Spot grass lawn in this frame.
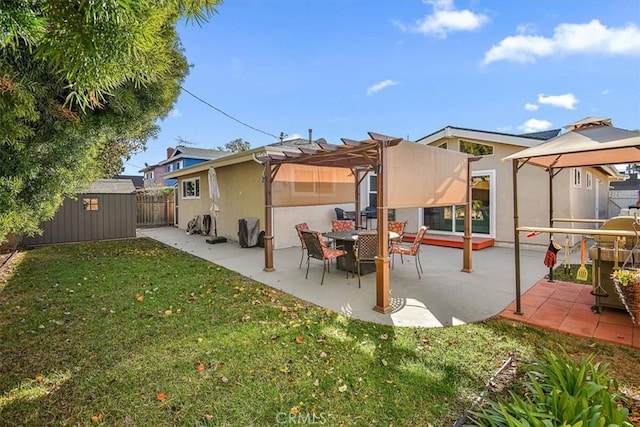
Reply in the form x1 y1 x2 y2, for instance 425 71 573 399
0 238 639 426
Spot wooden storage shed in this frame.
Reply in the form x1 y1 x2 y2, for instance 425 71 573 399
22 179 137 246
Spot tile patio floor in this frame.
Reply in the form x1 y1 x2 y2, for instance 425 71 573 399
500 278 640 349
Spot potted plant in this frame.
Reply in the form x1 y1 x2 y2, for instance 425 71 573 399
611 268 640 325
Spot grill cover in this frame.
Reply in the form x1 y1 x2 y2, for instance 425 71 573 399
239 217 260 248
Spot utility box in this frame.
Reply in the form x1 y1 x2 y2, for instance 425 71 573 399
238 217 260 248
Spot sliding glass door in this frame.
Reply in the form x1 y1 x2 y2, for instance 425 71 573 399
422 171 494 236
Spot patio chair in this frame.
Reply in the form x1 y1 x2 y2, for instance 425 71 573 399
390 225 429 279
363 206 376 229
387 220 407 244
301 230 348 285
353 232 378 288
332 219 355 232
295 223 334 268
335 207 355 221
294 223 310 268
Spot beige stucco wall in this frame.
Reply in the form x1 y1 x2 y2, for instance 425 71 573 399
175 162 355 249
175 162 265 243
274 203 353 248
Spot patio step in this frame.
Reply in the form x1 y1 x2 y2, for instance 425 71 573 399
403 233 495 250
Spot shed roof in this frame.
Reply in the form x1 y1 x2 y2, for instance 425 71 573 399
83 179 136 194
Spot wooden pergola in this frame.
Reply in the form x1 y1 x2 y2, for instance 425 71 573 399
257 132 475 314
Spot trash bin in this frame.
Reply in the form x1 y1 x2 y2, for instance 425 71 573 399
238 217 259 248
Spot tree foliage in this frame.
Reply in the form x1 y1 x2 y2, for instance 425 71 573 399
0 0 221 242
218 138 251 153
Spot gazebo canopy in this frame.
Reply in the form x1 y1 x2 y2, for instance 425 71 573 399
502 117 640 316
502 117 640 169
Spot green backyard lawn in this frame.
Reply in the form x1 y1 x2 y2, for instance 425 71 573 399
0 238 638 426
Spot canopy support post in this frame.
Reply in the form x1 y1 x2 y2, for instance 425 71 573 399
547 167 555 282
513 159 523 315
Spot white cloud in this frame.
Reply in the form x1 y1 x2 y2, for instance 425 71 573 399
519 118 553 133
600 89 611 95
169 108 181 118
524 103 539 111
394 0 489 38
483 19 640 65
366 79 399 95
538 93 578 109
497 125 513 132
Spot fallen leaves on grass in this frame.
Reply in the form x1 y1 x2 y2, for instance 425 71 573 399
295 336 304 344
135 293 144 302
90 413 102 422
156 391 166 402
196 362 205 373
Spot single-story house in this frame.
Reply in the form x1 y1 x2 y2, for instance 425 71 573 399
164 138 350 249
166 120 625 251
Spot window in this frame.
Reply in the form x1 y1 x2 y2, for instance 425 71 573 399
145 171 154 180
83 198 99 211
586 171 593 190
368 173 377 207
459 140 494 156
437 142 447 149
573 168 582 188
182 178 200 199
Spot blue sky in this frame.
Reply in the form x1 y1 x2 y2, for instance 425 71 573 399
123 0 640 174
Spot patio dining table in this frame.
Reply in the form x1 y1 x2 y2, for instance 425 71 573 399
323 230 399 275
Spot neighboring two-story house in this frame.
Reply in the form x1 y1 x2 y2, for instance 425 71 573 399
141 146 228 188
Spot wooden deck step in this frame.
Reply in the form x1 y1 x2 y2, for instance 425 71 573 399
403 233 494 250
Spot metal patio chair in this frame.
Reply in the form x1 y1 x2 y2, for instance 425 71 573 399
390 225 429 279
353 232 378 288
301 230 348 285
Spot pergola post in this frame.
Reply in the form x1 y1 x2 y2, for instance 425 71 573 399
354 170 362 229
373 138 391 313
462 158 473 273
263 160 274 272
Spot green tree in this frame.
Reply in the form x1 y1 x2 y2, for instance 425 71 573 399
218 138 251 152
0 0 221 243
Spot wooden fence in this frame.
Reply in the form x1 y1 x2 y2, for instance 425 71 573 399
136 189 174 227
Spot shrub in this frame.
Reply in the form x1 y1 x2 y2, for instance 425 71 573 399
469 349 631 426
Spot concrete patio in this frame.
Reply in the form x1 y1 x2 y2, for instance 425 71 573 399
138 226 549 328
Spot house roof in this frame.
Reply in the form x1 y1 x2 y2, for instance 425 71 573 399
82 179 136 194
158 145 228 165
502 118 640 169
610 173 639 190
113 174 144 188
163 138 334 178
416 125 561 148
